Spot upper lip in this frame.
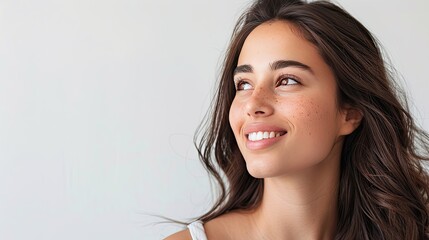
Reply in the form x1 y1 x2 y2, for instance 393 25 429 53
243 122 288 136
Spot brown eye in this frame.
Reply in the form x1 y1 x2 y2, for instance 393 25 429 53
236 81 253 91
277 75 300 87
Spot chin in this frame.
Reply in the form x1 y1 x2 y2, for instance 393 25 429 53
243 155 321 179
245 160 282 179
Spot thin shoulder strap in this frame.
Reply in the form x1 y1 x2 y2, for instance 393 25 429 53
187 221 208 240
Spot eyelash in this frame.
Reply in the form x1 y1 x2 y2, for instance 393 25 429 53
234 79 251 91
276 74 300 87
234 74 301 91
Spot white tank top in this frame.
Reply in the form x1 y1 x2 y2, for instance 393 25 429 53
187 221 208 240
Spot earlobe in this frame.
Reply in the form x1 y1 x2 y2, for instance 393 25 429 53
339 106 363 136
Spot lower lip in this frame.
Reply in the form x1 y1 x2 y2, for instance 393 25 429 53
245 134 286 150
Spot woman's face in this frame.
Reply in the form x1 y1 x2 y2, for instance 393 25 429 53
229 21 355 178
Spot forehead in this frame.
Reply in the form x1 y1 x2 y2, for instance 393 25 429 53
237 20 327 74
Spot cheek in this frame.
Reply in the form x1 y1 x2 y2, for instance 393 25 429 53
285 98 339 144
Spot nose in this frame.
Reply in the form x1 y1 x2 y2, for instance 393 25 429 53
245 87 274 118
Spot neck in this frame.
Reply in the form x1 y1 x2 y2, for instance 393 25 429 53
251 159 340 240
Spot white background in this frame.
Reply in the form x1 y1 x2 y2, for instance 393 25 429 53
0 0 428 239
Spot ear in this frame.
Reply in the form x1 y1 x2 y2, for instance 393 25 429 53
338 105 363 136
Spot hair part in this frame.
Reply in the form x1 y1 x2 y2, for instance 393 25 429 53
194 1 429 239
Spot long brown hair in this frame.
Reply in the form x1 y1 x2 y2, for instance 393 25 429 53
194 0 429 239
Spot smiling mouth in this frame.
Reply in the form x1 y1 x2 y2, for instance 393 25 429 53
246 131 287 141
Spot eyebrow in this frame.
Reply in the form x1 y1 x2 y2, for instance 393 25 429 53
233 60 313 76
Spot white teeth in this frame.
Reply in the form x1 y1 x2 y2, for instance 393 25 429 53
257 132 263 140
247 131 285 141
263 132 269 139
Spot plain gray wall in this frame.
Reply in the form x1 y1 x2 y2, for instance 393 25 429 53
0 0 427 239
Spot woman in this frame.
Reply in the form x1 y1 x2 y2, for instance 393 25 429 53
166 0 429 239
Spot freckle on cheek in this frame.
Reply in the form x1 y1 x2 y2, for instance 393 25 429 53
305 101 322 121
309 101 322 120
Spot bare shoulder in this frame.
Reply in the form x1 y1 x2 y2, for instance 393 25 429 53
204 210 254 239
164 211 254 240
163 229 192 240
